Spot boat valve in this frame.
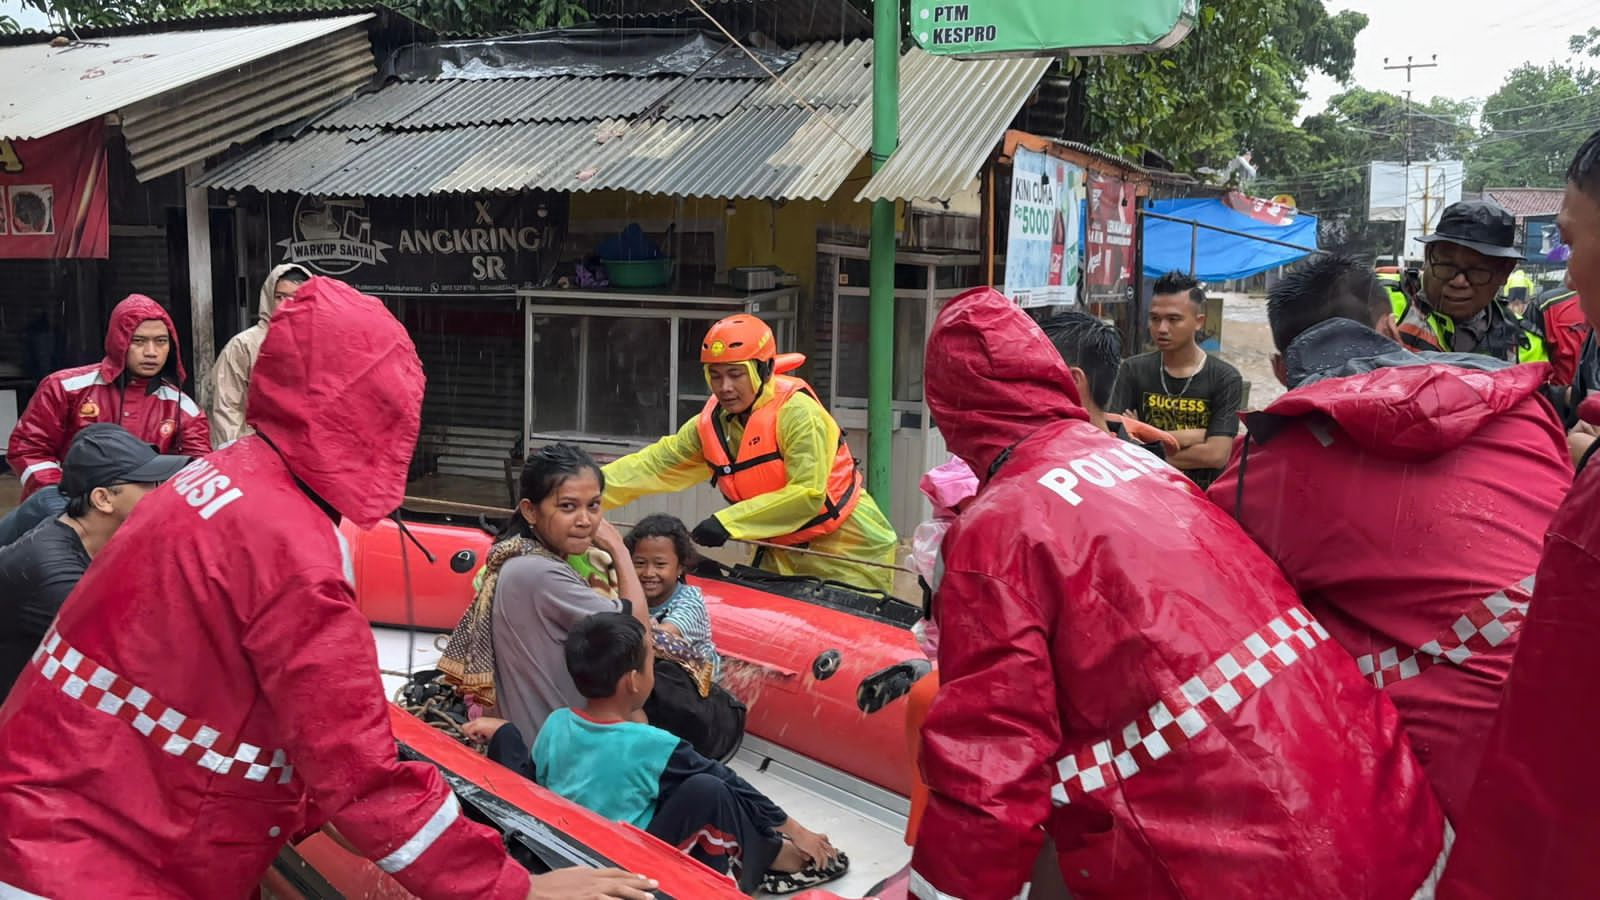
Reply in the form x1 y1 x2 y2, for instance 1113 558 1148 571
812 649 842 680
450 549 478 574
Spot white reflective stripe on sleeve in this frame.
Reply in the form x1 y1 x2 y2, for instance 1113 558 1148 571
155 386 201 416
332 521 354 586
0 879 51 899
19 461 60 487
1410 821 1455 900
376 792 460 874
59 370 106 391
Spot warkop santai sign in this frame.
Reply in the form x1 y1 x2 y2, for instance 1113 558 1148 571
270 193 567 296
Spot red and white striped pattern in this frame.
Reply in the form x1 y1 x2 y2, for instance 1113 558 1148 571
31 629 293 784
1355 576 1534 688
1051 605 1331 806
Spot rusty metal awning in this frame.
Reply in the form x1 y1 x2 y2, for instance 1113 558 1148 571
0 15 376 180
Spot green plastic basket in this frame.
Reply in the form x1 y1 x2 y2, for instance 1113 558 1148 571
602 258 674 288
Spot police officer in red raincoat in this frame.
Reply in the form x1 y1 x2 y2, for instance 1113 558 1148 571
0 279 655 900
1209 255 1572 823
911 286 1447 900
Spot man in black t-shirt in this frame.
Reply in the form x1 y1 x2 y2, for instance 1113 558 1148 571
1112 272 1245 488
0 424 188 695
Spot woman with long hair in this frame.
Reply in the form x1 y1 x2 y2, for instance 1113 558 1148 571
441 443 651 743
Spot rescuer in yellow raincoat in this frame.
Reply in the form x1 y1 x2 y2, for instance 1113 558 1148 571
602 314 899 595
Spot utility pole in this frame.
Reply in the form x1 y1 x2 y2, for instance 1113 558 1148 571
867 0 899 510
1383 54 1437 259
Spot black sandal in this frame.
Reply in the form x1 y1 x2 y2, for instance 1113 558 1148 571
760 851 850 895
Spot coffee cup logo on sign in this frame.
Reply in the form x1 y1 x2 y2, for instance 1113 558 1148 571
277 196 391 276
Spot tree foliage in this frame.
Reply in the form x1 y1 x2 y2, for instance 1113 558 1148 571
1466 58 1599 191
1250 89 1474 258
17 0 589 33
1073 0 1367 169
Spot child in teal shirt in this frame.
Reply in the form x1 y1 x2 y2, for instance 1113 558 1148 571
465 612 848 895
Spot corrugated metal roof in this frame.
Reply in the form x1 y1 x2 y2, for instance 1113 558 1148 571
856 49 1051 203
741 40 869 109
658 78 756 118
315 80 456 129
0 14 374 140
199 37 1044 202
120 23 375 180
1484 188 1566 220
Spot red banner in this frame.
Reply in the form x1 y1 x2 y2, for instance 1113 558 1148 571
1085 173 1135 300
0 120 110 259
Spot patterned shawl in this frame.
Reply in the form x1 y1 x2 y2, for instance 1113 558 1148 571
439 537 619 708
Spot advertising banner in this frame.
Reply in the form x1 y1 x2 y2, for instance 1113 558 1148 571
1004 147 1083 308
910 0 1195 57
269 193 568 296
1086 173 1135 301
0 120 110 259
1523 214 1568 263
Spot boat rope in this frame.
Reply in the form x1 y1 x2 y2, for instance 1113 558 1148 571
401 495 919 577
384 668 480 750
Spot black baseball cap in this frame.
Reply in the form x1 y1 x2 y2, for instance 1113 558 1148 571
60 423 191 499
1416 200 1524 260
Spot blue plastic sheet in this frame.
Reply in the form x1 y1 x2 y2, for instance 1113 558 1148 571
1141 198 1319 282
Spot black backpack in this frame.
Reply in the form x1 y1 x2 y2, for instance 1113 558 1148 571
644 660 747 763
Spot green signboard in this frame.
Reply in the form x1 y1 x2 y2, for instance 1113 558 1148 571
910 0 1197 57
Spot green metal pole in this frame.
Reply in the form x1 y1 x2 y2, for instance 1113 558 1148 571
867 0 899 509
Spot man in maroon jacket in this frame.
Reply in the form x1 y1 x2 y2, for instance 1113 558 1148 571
1440 130 1600 896
1209 253 1571 823
1 295 211 544
0 278 654 900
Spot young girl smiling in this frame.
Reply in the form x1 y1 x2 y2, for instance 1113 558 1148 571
626 514 721 681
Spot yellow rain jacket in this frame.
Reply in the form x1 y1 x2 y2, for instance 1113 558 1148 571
603 372 899 594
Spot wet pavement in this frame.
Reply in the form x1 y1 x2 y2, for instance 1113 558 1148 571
1214 291 1286 411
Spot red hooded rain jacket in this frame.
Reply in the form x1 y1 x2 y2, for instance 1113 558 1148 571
1209 318 1572 822
0 279 530 898
910 288 1446 900
8 294 211 498
1438 393 1600 897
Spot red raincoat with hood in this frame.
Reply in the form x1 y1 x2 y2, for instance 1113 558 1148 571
1208 318 1571 823
911 288 1446 900
1438 393 1600 897
0 279 529 898
8 294 211 498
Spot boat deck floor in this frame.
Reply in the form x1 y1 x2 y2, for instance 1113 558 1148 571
373 627 909 899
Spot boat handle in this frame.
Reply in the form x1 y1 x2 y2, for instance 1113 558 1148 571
857 658 933 714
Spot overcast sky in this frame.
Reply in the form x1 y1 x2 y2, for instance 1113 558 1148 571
1300 0 1594 117
0 1 46 29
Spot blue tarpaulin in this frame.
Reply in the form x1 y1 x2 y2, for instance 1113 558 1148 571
1141 198 1319 282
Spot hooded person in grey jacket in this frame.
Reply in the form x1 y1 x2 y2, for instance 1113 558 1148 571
208 263 310 446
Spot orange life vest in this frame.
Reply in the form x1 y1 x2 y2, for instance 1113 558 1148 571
696 374 862 546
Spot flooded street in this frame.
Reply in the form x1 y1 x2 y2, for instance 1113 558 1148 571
1214 291 1286 411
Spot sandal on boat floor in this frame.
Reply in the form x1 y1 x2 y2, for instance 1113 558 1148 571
760 851 850 895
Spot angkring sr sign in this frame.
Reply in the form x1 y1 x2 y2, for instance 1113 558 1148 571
270 193 568 296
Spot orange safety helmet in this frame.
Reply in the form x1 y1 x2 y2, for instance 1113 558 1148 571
700 315 776 365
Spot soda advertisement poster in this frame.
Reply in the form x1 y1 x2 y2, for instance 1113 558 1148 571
0 120 110 259
1004 147 1083 308
1085 172 1136 302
